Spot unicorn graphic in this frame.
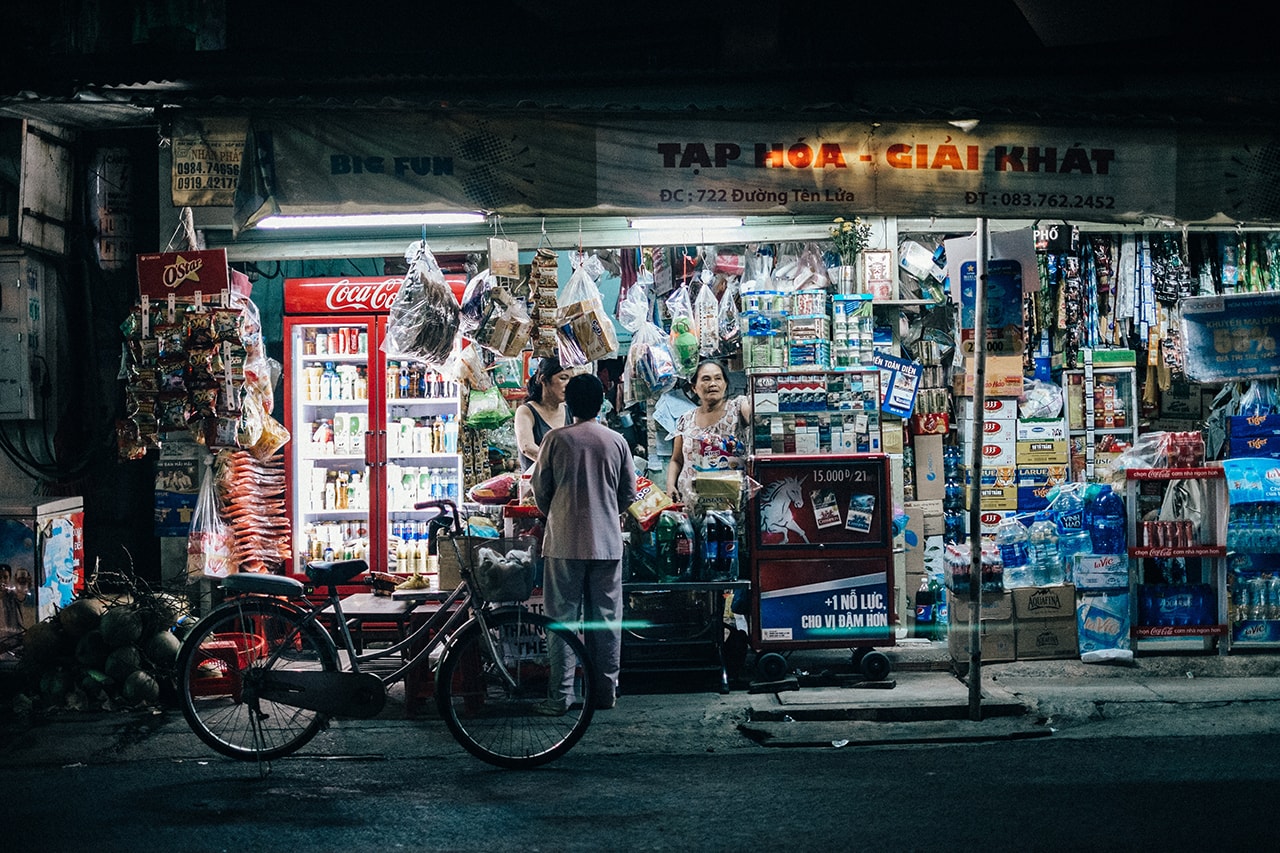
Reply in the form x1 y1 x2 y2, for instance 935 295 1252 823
759 474 810 544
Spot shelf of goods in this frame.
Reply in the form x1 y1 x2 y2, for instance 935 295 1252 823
1064 365 1138 483
1124 466 1229 653
746 369 883 457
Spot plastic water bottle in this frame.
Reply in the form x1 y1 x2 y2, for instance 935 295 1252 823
1028 512 1064 586
1054 485 1091 579
996 517 1032 589
1088 484 1127 555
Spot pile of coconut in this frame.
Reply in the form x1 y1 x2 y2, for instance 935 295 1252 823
12 576 190 714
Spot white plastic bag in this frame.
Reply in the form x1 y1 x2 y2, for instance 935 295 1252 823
187 456 234 579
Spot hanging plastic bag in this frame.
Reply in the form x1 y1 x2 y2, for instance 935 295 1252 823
717 279 742 352
382 241 460 367
1019 379 1064 420
458 268 497 335
470 286 533 357
187 456 235 579
556 265 619 364
466 385 514 429
617 282 651 334
694 282 721 357
624 320 678 407
665 285 699 377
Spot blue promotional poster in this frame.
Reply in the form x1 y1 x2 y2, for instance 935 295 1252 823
1182 292 1280 383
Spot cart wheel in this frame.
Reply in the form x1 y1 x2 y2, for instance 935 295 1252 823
757 652 789 681
860 651 891 681
850 647 869 669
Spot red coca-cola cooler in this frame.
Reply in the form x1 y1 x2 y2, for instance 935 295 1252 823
282 276 464 576
748 453 895 678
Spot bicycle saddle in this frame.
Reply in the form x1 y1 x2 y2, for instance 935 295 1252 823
222 572 306 598
307 559 370 587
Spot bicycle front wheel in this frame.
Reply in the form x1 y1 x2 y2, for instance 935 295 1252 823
177 598 338 761
436 609 595 768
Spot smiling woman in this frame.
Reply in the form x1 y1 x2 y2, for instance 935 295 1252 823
666 359 752 503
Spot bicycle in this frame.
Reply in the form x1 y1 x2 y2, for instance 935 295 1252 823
176 499 595 769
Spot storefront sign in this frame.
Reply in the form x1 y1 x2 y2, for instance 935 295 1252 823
229 112 1280 232
171 116 248 207
1181 292 1280 382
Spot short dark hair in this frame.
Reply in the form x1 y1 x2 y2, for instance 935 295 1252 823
564 373 604 420
526 355 564 403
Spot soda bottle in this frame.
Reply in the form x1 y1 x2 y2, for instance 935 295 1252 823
719 511 739 579
1087 484 1127 555
655 512 678 581
914 575 936 640
996 516 1032 589
698 513 720 581
944 508 966 544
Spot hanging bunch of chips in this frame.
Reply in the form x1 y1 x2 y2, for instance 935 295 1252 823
529 248 560 358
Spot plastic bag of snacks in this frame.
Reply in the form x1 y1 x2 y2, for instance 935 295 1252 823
623 320 677 407
465 386 513 429
627 475 674 531
382 241 460 367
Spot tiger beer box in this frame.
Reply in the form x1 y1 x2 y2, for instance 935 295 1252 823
947 589 1015 663
1012 584 1079 660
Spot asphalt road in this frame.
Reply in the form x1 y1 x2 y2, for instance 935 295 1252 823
4 701 1279 852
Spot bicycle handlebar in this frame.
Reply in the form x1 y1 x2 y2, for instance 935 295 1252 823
413 499 464 538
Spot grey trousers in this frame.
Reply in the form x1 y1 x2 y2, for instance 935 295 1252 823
542 556 623 704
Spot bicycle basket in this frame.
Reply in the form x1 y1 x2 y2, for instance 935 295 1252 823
472 539 538 601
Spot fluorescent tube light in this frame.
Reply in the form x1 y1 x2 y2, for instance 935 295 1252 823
628 217 744 230
256 212 487 229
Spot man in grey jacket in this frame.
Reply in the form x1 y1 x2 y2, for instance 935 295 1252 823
531 373 636 714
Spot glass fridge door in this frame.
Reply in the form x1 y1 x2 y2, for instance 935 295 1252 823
288 320 375 569
383 347 462 579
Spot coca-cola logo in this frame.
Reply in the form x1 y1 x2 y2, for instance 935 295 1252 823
161 254 203 288
324 278 403 311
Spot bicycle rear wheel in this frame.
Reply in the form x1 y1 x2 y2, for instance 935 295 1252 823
436 609 594 768
177 598 338 761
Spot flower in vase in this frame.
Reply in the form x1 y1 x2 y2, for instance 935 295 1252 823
829 216 872 267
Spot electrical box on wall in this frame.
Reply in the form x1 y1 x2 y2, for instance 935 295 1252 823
0 253 51 420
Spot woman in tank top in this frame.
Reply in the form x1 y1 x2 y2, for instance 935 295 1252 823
515 355 571 471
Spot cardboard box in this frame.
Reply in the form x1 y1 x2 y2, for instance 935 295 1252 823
961 397 1019 422
948 589 1016 662
1017 482 1055 513
979 510 1016 539
965 440 1017 468
1013 584 1077 620
913 434 945 501
1017 465 1068 486
953 356 1025 398
1017 439 1069 465
1013 584 1079 660
881 420 905 455
1016 418 1068 441
963 466 1018 510
1017 620 1079 660
961 417 1017 448
903 500 945 577
1073 554 1129 590
1229 434 1280 459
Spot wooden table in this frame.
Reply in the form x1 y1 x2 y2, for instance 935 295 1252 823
336 593 420 653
